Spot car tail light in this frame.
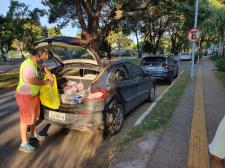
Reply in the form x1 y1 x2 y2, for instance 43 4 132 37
87 89 107 100
78 112 91 115
161 63 168 68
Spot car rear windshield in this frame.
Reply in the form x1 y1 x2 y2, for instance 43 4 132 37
142 57 165 65
181 52 190 56
52 45 95 61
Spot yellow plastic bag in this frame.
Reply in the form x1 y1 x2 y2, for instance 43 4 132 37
39 74 60 109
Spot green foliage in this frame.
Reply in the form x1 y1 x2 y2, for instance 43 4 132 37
209 52 225 72
142 41 154 53
201 2 225 57
0 0 53 59
107 30 134 49
209 0 225 8
0 14 15 60
47 27 62 37
214 71 225 89
215 58 225 71
2 0 224 61
42 0 139 50
75 32 81 38
160 39 171 54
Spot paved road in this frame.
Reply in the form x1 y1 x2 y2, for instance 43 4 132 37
0 65 20 71
0 62 56 72
0 61 189 168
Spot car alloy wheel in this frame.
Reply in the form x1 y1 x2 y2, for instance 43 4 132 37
108 103 124 135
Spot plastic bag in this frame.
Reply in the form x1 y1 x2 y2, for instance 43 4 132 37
39 74 61 109
62 80 84 95
77 81 84 91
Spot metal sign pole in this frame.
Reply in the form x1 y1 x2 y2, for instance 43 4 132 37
191 0 199 79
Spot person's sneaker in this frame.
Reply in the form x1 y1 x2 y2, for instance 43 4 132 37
19 143 35 153
30 134 46 142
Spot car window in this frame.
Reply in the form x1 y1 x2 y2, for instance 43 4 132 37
141 57 165 66
143 57 165 63
51 45 94 61
125 63 145 79
111 65 128 81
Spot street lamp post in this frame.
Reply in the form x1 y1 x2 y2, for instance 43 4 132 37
191 0 199 79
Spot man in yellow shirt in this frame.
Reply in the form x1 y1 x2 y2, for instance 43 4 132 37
15 48 53 153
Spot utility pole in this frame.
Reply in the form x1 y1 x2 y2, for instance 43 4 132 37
191 0 199 79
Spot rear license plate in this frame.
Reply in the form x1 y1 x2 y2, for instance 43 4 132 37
148 67 156 70
49 111 65 121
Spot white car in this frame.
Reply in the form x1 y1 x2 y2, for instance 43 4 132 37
180 52 191 61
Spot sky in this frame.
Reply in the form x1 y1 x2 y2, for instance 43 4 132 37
0 0 79 36
0 0 136 42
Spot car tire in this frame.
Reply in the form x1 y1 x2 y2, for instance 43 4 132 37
107 103 124 135
174 69 178 78
147 86 155 102
167 73 172 85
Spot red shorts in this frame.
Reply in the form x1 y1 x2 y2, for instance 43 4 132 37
15 93 40 125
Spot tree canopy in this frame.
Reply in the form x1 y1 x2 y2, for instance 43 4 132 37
1 0 225 60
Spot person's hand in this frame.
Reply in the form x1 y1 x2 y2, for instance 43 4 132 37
45 80 54 86
46 73 54 81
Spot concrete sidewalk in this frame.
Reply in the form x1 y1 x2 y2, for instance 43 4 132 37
110 58 225 168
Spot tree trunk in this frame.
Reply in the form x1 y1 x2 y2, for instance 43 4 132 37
1 49 6 62
222 40 225 58
170 36 176 54
107 42 112 59
19 49 24 58
135 30 141 58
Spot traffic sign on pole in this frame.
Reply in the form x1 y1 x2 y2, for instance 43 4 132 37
188 28 200 43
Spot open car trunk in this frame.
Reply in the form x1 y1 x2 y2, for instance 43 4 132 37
55 64 100 106
34 36 104 107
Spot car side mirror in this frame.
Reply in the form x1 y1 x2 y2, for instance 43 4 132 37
174 60 178 64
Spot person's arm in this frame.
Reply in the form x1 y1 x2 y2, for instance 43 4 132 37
28 77 53 86
43 66 54 81
43 66 51 74
23 65 53 86
40 62 54 81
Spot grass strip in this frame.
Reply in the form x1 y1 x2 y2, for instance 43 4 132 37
214 71 225 89
118 71 190 149
209 55 225 88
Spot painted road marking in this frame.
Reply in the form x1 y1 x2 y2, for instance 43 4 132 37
134 70 184 126
187 67 209 168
